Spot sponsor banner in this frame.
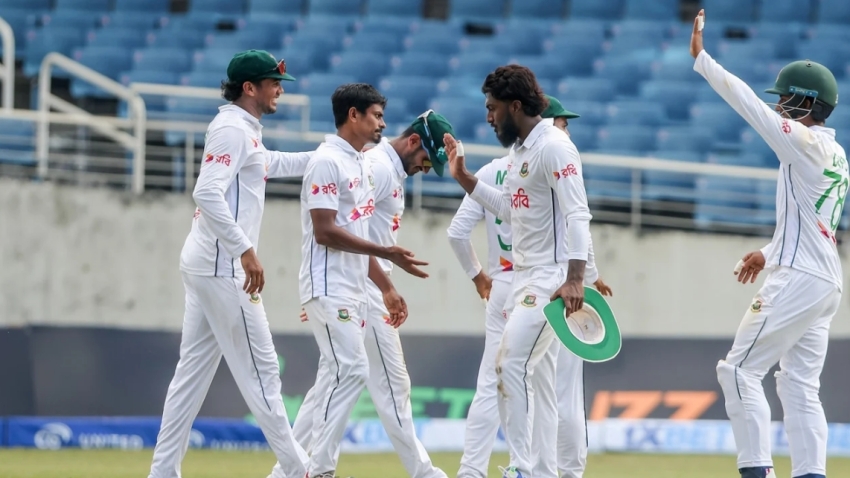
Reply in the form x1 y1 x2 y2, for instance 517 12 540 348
3 327 850 422
6 417 850 457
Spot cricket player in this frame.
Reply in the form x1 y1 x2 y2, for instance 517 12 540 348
448 96 609 478
444 65 593 478
272 110 456 478
692 10 846 478
149 50 315 478
294 83 430 478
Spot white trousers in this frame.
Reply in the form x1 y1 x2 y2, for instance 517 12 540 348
497 265 565 478
716 267 840 477
555 347 587 478
149 273 308 478
276 282 446 478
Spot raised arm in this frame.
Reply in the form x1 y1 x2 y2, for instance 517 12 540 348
443 134 513 223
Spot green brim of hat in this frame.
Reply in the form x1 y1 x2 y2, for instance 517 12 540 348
542 95 581 119
543 286 621 363
260 72 296 82
764 87 784 95
411 110 455 177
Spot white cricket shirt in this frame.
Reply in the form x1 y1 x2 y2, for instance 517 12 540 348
448 156 515 283
365 138 406 274
299 134 376 304
695 51 848 291
469 120 593 269
180 105 313 278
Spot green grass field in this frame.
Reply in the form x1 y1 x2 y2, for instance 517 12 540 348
1 449 850 477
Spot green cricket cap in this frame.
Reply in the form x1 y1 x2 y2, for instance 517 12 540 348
411 110 456 177
541 95 580 119
765 59 838 108
227 49 296 84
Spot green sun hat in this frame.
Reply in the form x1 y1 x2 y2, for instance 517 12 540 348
543 286 621 363
541 95 580 119
410 110 456 177
227 49 296 83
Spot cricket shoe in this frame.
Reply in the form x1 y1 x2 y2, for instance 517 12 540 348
739 467 775 478
498 465 525 478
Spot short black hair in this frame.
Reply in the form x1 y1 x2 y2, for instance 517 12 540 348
221 79 260 102
331 83 387 128
481 65 549 117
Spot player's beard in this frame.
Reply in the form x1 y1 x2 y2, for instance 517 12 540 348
370 128 383 144
495 115 520 148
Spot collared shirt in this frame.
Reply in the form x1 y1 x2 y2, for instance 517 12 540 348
695 50 848 291
299 134 376 304
365 138 407 274
469 120 593 270
180 104 313 277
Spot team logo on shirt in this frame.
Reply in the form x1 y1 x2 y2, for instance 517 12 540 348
519 162 529 178
251 138 259 148
249 294 261 304
368 175 375 189
391 214 401 231
511 188 530 209
349 177 361 189
338 309 351 321
553 164 578 180
204 153 231 166
521 294 537 307
781 119 791 134
311 183 338 195
392 187 402 199
751 299 763 313
499 256 514 272
350 199 376 221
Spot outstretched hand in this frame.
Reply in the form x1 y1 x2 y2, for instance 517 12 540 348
443 133 467 180
690 9 705 58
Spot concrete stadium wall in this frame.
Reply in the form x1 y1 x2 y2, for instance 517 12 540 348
2 178 850 337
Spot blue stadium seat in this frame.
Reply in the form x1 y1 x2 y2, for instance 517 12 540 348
602 36 663 59
85 28 148 49
795 42 850 79
760 0 813 23
610 19 672 42
0 119 35 166
605 100 668 126
716 58 775 85
639 80 699 121
114 0 170 12
716 39 778 60
0 9 34 57
806 24 850 43
310 0 363 16
641 151 703 202
367 0 422 17
462 35 542 57
206 29 283 51
557 100 607 126
133 48 192 73
55 0 110 11
382 97 412 131
509 0 565 19
434 76 486 100
655 126 713 154
298 73 357 96
164 98 227 146
623 0 679 21
569 0 624 20
450 0 506 21
160 14 223 33
650 57 704 82
816 0 850 24
404 33 462 55
248 0 303 15
24 27 86 77
566 123 597 150
826 108 850 130
693 83 725 103
546 21 607 45
390 51 451 77
101 11 166 30
344 31 406 55
354 16 416 38
508 56 569 83
583 159 634 200
447 53 505 80
498 18 558 38
702 0 757 22
118 70 180 115
306 95 336 132
409 19 465 36
690 102 747 143
541 40 602 77
329 52 391 85
739 128 775 167
189 0 246 17
274 48 323 77
40 9 103 30
707 152 765 168
694 174 761 228
191 47 242 74
0 0 50 9
748 23 803 59
593 56 653 95
596 125 656 152
180 71 226 88
378 76 438 114
147 29 208 50
427 98 485 141
472 122 501 146
283 31 347 59
69 46 135 98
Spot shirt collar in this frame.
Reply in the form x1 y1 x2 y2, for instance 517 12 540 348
811 125 836 138
220 104 263 131
517 120 549 151
324 134 363 157
377 138 407 179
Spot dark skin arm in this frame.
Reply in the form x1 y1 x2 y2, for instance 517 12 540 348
550 259 586 316
311 209 429 278
369 257 407 327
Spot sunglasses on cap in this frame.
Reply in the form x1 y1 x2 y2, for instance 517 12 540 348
268 59 286 76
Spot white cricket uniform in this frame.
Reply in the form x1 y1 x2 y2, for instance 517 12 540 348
467 120 593 477
149 104 312 478
696 50 846 477
279 138 448 478
298 134 375 477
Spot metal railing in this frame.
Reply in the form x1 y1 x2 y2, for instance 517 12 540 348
0 16 15 110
